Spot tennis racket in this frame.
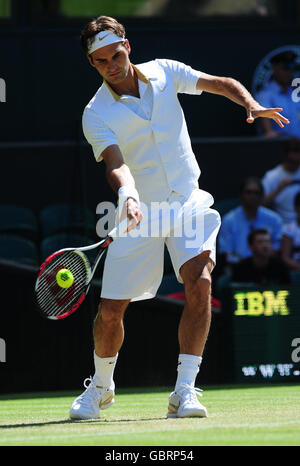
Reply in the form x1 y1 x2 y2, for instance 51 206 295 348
35 218 129 321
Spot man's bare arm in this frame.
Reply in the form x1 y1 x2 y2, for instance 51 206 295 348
196 73 290 127
101 144 136 192
101 144 143 229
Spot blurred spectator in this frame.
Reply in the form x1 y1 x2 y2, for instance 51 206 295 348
231 228 290 285
255 50 300 138
281 192 300 270
218 176 283 265
262 138 300 224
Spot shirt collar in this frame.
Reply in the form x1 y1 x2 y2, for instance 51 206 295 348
103 81 120 102
132 64 150 84
101 60 164 105
104 64 150 103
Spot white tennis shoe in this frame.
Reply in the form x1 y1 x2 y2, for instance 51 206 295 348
69 376 115 420
167 383 208 418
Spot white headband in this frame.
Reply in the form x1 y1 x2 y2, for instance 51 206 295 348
88 31 125 55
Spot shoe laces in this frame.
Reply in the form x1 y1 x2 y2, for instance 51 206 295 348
83 376 98 390
79 376 102 404
177 383 203 402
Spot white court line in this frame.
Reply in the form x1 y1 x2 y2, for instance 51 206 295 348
0 419 299 444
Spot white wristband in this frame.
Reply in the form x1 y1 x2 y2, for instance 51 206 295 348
118 186 140 206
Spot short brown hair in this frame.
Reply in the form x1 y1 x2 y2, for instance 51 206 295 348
80 16 126 55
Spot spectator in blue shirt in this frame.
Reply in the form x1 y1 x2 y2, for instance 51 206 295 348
255 51 300 138
218 176 283 265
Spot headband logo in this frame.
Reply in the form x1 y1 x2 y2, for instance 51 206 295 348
88 31 125 54
99 34 109 42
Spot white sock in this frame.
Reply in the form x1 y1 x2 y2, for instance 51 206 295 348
93 351 118 390
175 354 202 391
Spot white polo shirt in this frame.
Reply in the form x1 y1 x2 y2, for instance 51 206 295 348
82 59 204 203
118 79 153 121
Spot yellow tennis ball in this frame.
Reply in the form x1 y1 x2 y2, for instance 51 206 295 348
56 268 74 288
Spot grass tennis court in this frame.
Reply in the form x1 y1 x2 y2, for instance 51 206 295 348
0 384 299 446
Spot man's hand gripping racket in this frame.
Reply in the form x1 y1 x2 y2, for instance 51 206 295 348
34 218 129 320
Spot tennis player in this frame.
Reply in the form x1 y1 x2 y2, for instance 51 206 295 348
70 16 290 420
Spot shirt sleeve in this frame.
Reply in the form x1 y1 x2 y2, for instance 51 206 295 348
156 59 203 95
82 107 118 162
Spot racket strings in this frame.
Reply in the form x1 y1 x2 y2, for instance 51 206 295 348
36 250 90 318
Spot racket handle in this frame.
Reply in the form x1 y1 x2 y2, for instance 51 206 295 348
109 218 130 240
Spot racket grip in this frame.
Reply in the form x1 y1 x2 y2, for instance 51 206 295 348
109 218 129 240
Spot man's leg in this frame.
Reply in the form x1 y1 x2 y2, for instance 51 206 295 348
92 298 130 389
70 298 130 420
178 250 213 357
167 251 213 418
94 297 130 357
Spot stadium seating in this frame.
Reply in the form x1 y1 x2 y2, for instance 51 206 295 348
0 204 38 241
0 234 39 266
39 203 96 238
40 233 97 261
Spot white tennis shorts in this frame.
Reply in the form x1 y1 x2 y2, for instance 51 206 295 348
101 189 221 302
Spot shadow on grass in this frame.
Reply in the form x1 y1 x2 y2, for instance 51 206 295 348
0 386 174 401
0 416 167 429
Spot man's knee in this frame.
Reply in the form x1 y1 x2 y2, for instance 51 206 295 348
181 253 212 287
182 255 213 309
97 298 129 325
188 271 212 305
